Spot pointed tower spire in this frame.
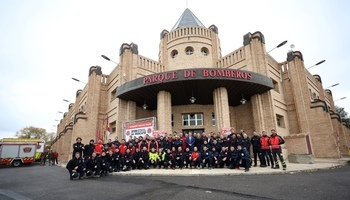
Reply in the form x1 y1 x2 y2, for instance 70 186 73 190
172 8 205 30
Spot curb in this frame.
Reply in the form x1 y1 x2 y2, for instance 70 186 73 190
108 161 348 177
59 160 349 177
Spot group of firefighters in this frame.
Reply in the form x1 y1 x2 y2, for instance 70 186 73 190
66 128 287 180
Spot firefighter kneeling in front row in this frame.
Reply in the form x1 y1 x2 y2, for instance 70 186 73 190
84 152 101 177
66 152 86 180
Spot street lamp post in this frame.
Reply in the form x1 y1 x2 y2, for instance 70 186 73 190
72 78 86 84
101 55 118 65
307 60 326 70
325 83 339 89
267 40 288 54
334 97 346 102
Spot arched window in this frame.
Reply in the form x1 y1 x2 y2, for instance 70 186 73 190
185 47 194 55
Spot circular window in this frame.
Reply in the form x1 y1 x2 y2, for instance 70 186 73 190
185 47 194 55
201 47 209 56
171 50 178 58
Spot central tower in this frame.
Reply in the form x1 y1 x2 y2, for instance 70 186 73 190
158 8 222 71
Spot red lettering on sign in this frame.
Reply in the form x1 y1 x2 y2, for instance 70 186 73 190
184 70 196 78
143 69 253 85
203 69 209 77
236 71 241 79
184 70 191 78
225 70 231 77
247 73 252 80
151 75 158 83
172 71 178 79
216 70 223 77
231 71 236 78
143 77 149 85
165 73 171 80
241 72 247 79
158 74 164 82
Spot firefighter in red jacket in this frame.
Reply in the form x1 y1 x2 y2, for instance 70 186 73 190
269 129 287 170
260 131 274 168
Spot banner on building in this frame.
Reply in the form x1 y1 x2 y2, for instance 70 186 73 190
152 130 168 138
221 127 232 135
123 117 156 141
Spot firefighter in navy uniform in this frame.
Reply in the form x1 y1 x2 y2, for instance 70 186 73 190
183 147 192 168
99 151 109 175
137 146 149 169
163 148 174 169
218 146 229 168
200 146 213 169
228 146 238 169
132 148 141 170
84 152 101 177
174 146 184 169
72 137 84 159
236 145 251 172
211 146 219 168
250 131 262 167
84 139 95 158
111 148 121 172
66 152 85 180
269 129 287 170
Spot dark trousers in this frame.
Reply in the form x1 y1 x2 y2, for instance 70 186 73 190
272 148 286 167
164 160 172 169
149 160 158 168
201 158 212 168
252 148 262 166
229 158 238 169
137 159 149 169
175 157 184 168
239 158 251 170
219 157 229 168
261 149 274 166
100 163 109 174
191 159 200 168
68 168 84 179
88 165 101 176
112 160 121 171
212 157 219 168
123 160 132 170
184 157 191 168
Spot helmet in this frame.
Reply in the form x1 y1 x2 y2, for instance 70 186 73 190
86 170 93 176
71 172 79 178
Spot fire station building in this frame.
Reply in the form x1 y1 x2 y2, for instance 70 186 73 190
52 9 350 163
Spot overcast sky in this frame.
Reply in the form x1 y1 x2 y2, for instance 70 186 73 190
0 0 349 139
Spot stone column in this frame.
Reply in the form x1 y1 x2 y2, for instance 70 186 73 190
213 87 231 131
251 92 276 132
157 91 172 133
126 101 136 121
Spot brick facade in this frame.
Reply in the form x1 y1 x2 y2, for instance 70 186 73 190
51 9 349 163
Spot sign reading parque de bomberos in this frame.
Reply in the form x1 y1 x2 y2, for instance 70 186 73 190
143 68 253 85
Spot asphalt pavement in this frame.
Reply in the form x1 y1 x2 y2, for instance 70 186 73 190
0 158 349 200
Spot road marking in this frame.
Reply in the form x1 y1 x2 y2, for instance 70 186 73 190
0 189 32 200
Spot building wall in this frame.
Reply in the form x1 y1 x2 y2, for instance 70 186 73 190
53 17 348 163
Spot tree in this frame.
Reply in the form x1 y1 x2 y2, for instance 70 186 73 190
336 106 350 127
15 126 52 143
336 106 348 118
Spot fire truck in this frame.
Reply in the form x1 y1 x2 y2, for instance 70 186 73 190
0 138 46 167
